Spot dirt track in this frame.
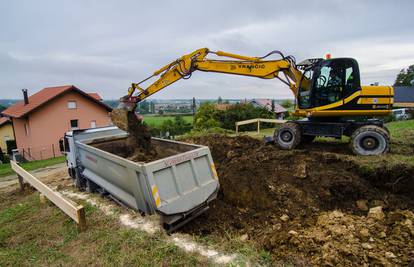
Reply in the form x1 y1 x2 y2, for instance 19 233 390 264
181 135 414 266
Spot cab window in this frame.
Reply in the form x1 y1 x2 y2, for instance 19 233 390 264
312 59 359 107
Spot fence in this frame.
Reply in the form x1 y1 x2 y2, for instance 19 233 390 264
20 143 63 161
235 118 287 134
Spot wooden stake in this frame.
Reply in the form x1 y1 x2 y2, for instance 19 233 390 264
17 174 25 192
76 207 86 232
39 193 48 204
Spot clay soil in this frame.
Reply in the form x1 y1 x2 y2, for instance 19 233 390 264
181 135 414 266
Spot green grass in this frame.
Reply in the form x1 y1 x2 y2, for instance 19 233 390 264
386 119 414 140
0 191 204 266
0 156 66 178
143 115 193 126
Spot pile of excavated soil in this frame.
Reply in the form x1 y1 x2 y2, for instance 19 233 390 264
110 109 156 161
181 135 414 266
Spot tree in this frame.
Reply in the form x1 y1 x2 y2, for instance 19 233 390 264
0 105 5 112
394 65 414 86
138 100 150 114
194 103 222 129
281 99 293 109
219 103 273 130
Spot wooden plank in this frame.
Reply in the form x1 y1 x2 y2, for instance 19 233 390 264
10 161 85 226
258 118 287 124
235 118 259 126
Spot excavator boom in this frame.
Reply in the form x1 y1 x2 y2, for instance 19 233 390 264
121 48 303 110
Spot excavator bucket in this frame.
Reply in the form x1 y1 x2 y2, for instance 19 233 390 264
110 96 138 131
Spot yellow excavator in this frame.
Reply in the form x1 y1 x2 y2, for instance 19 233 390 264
116 48 394 156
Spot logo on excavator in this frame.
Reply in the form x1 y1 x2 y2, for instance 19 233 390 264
238 64 265 70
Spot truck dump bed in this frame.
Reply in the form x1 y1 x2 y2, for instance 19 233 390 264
64 126 219 231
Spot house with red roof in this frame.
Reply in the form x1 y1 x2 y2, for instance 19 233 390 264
2 85 112 160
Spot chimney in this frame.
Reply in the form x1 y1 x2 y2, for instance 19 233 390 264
22 89 29 105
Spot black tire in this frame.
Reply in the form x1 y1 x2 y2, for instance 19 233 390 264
275 123 302 150
301 135 316 144
86 179 98 193
350 125 390 156
382 125 390 137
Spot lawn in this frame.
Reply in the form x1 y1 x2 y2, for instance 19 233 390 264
0 156 66 178
143 115 193 126
0 192 203 266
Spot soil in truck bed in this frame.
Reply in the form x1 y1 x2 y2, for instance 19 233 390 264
92 138 193 163
181 135 414 266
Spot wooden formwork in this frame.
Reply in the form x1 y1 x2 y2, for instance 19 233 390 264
10 161 86 231
235 118 287 134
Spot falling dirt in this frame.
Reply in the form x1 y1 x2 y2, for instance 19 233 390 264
110 109 157 162
181 135 414 266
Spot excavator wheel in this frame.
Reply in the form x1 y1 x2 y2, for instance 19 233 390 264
350 125 390 156
275 122 302 150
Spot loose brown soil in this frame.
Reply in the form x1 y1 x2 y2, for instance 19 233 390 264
110 109 156 161
181 135 414 266
92 138 193 163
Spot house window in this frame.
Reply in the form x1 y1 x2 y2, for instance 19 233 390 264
68 101 77 109
90 120 97 128
70 119 78 129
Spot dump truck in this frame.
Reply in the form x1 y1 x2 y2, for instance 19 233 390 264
60 126 220 232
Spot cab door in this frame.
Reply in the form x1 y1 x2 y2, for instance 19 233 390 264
297 58 361 109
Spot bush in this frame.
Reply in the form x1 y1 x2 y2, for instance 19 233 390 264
194 102 274 131
194 103 222 130
219 103 274 130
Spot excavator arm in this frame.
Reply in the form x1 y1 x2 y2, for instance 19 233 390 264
120 48 305 111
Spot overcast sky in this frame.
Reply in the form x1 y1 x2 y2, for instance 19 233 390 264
1 0 413 100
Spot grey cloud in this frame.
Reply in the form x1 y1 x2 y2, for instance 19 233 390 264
0 0 413 99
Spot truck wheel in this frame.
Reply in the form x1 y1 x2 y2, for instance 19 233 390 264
86 179 98 193
350 125 390 156
275 123 302 150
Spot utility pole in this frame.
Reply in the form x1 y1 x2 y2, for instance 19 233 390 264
192 97 196 125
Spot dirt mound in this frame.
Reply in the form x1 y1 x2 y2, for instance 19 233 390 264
110 109 157 161
181 135 414 266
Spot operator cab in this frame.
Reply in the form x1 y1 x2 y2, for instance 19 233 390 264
297 58 361 109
